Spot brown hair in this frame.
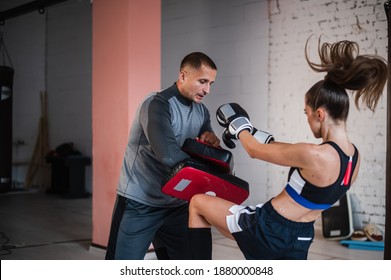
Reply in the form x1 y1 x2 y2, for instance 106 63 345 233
305 37 388 121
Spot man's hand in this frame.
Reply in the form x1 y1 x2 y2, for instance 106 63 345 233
198 131 220 147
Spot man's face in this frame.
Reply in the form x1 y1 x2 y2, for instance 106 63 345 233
177 63 217 103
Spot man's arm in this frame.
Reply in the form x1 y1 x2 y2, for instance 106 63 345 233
142 96 189 169
198 105 220 147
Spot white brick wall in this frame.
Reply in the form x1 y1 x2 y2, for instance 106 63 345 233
268 0 387 230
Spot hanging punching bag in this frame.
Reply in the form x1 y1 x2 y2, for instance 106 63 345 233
0 65 14 193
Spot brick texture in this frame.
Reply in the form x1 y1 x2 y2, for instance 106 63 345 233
268 0 387 230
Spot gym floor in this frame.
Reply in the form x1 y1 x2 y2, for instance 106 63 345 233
0 189 384 260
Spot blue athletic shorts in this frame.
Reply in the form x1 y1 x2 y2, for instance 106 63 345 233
226 199 314 260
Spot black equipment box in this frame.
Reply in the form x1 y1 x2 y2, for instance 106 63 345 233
321 193 353 240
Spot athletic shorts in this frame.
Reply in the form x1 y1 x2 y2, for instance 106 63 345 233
226 199 314 260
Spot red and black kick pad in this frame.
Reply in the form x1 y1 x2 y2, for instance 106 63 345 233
162 158 249 204
181 138 234 173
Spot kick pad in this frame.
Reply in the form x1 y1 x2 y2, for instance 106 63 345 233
162 158 249 204
181 138 234 173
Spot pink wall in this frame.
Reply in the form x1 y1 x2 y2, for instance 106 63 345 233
92 0 161 247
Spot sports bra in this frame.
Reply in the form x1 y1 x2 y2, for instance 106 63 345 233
285 141 359 210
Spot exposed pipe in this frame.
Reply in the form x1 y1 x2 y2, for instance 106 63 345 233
385 0 390 260
0 0 68 24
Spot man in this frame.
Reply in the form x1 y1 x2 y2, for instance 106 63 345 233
105 52 220 260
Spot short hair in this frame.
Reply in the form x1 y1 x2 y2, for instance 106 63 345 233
180 52 217 71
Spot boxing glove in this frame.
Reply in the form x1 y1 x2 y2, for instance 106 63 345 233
228 116 253 139
252 128 274 144
222 128 237 149
216 103 250 127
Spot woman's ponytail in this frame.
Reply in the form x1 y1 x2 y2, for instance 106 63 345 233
305 36 388 113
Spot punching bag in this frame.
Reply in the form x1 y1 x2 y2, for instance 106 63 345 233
0 65 14 193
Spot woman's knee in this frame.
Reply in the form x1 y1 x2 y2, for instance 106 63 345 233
189 194 204 213
190 193 211 211
189 194 209 227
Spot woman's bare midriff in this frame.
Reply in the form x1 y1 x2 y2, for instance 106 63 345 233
271 190 323 223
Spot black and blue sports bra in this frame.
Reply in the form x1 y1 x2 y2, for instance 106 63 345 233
285 141 359 210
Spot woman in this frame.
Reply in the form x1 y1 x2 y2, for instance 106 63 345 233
187 38 388 260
